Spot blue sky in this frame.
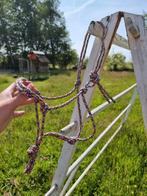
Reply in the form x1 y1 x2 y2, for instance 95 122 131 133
60 0 147 59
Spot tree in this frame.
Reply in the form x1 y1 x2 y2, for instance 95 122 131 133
0 0 77 69
37 0 75 69
0 0 17 65
57 48 78 69
144 13 147 28
0 0 39 66
11 0 39 51
107 53 126 71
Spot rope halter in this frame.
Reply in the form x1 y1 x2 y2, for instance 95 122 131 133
15 18 116 174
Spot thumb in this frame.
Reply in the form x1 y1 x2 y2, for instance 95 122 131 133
13 110 25 118
5 83 17 97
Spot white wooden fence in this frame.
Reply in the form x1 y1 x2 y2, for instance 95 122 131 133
45 84 137 196
45 11 147 195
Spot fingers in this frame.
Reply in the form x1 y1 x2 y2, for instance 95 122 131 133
21 79 38 92
16 80 38 106
13 80 36 98
25 98 34 105
12 90 19 97
2 83 17 98
14 94 34 107
2 79 37 100
3 79 37 108
13 110 25 118
22 79 31 86
6 83 16 93
27 83 38 93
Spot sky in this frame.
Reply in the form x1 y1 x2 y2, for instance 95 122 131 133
60 0 147 60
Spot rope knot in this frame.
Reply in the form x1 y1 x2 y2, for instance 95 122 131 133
34 97 39 103
75 79 81 88
40 103 49 114
67 137 77 145
25 89 33 98
90 71 100 85
27 145 39 158
80 87 88 94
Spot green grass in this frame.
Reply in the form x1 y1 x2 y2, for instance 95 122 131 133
0 71 147 196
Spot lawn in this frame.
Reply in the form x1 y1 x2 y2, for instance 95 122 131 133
0 70 147 196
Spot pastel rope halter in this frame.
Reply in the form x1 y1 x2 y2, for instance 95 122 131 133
16 20 115 174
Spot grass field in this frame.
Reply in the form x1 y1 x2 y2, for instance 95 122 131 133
0 70 147 196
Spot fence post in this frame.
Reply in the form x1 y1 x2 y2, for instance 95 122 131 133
48 12 122 196
124 13 147 134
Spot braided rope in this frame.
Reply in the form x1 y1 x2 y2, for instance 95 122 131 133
16 20 116 173
42 86 76 100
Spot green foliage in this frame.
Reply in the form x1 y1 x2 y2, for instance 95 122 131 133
0 71 147 195
0 0 78 69
144 13 147 28
106 53 133 71
82 57 89 69
0 0 16 54
57 48 78 69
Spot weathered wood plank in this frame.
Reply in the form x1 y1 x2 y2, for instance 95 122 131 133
49 12 122 196
124 12 147 134
113 33 129 50
87 19 129 50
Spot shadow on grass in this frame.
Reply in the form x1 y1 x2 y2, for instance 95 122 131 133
13 73 49 81
109 68 134 72
11 69 74 81
49 68 73 76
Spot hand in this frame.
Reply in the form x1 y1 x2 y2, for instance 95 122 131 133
0 80 35 133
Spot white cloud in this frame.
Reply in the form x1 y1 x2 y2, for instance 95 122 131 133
64 0 97 17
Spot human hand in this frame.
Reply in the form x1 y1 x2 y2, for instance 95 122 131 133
0 80 35 132
0 81 34 117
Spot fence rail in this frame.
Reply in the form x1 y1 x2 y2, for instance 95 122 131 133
45 83 137 196
64 89 137 196
60 83 137 136
44 11 147 195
